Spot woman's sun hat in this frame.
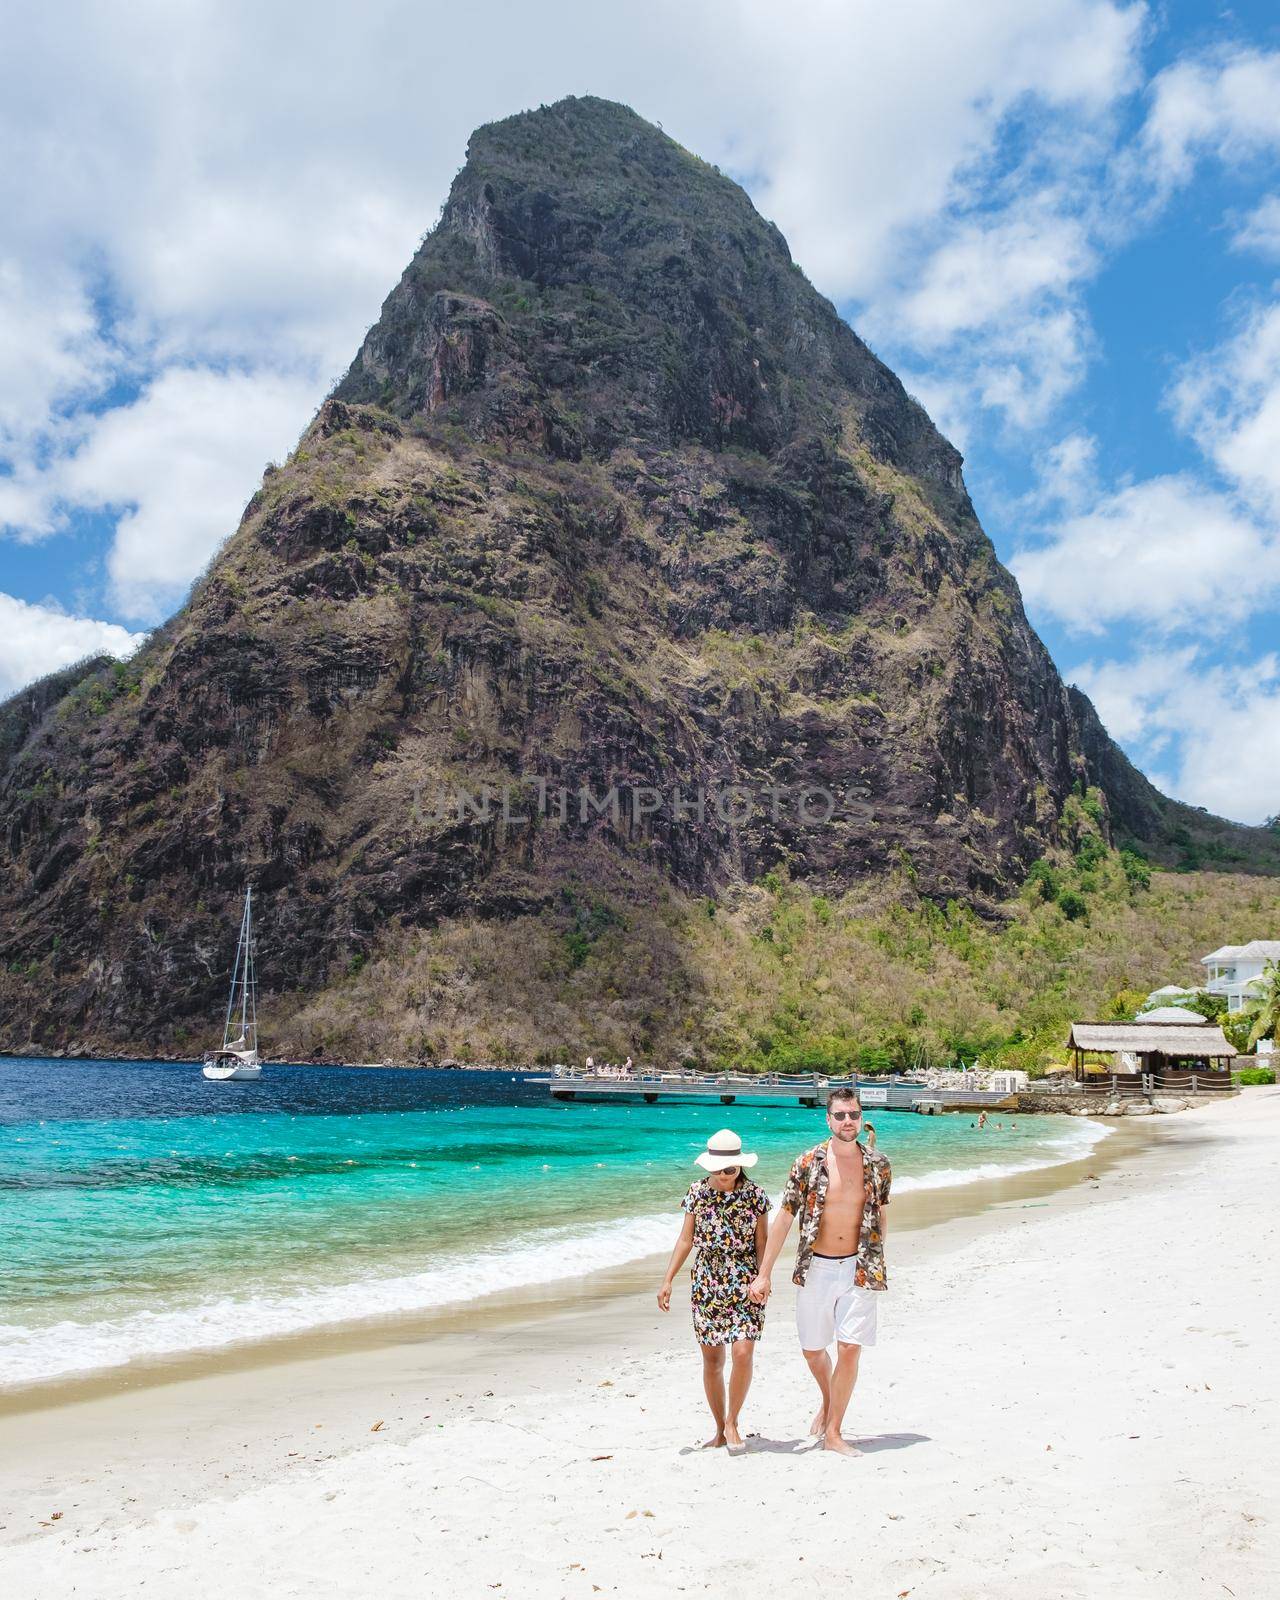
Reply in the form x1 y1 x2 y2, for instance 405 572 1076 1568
694 1128 758 1171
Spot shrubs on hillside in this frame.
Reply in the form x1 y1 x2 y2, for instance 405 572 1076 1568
685 832 1280 1078
1023 792 1153 930
265 792 1280 1075
1057 890 1088 922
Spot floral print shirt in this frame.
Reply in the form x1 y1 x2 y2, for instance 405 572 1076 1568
779 1139 892 1290
681 1176 771 1255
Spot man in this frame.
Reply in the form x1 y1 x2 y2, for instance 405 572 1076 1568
748 1086 891 1456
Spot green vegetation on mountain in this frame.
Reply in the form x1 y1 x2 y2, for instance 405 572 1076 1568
264 789 1280 1072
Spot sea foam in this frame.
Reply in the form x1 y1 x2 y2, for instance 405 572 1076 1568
893 1117 1110 1193
0 1210 679 1388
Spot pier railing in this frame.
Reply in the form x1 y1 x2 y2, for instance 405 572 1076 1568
1150 1071 1234 1094
1074 1071 1235 1096
1073 1074 1147 1097
551 1067 856 1087
539 1070 1025 1110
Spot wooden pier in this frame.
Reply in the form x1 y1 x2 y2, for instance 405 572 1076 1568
532 1071 1017 1113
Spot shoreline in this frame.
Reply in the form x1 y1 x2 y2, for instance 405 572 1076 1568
0 1112 1144 1443
0 1115 1121 1411
2 1093 1276 1597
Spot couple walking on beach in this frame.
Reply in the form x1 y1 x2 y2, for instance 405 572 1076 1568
657 1087 890 1457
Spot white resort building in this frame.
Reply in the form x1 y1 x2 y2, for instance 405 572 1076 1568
1199 941 1280 1012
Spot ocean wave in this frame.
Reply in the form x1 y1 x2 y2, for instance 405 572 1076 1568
893 1119 1111 1193
0 1119 1110 1389
0 1210 680 1388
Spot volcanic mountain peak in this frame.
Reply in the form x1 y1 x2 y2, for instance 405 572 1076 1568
2 96 1278 1056
338 95 961 488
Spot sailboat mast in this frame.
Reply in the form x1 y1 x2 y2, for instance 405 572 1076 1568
250 894 258 1050
242 887 255 1050
223 888 251 1049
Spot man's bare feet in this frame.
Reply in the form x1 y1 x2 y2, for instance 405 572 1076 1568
702 1432 726 1449
809 1406 827 1437
823 1432 862 1457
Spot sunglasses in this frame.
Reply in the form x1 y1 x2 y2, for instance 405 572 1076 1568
829 1110 861 1121
714 1164 741 1175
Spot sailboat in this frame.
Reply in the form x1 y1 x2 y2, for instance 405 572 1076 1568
202 887 262 1081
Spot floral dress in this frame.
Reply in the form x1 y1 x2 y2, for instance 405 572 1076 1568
680 1176 771 1346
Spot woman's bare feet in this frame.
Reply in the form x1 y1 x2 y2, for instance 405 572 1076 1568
823 1431 862 1457
723 1421 744 1449
702 1431 726 1449
810 1406 827 1436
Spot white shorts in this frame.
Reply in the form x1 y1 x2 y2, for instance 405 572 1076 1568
795 1255 879 1350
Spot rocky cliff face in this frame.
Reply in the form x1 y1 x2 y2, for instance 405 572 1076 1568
3 97 1277 1055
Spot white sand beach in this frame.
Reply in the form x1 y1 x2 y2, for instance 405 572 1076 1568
2 1090 1278 1599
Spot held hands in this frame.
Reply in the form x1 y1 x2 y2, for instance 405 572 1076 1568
657 1280 673 1312
747 1274 771 1305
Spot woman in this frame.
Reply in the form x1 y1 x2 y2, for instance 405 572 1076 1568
657 1128 771 1454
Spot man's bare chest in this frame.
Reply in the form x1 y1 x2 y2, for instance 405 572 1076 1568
823 1154 866 1217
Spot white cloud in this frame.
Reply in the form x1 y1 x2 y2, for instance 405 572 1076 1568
1072 648 1280 824
1017 281 1280 635
1029 431 1101 514
895 211 1096 346
1070 646 1199 744
1232 193 1280 257
1012 475 1280 633
974 305 1096 427
1169 300 1280 520
884 287 1097 436
0 593 145 700
0 460 60 541
718 0 1142 301
1141 47 1280 191
1030 276 1280 818
0 261 112 451
869 207 1100 429
55 366 318 623
1 365 318 623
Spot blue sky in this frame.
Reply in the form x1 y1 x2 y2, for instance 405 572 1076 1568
2 1 1280 821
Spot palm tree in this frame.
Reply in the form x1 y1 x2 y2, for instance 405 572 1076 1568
1241 959 1280 1050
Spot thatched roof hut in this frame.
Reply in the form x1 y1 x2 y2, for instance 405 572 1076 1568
1066 1020 1235 1077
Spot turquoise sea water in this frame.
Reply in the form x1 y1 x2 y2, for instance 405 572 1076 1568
0 1059 1105 1388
